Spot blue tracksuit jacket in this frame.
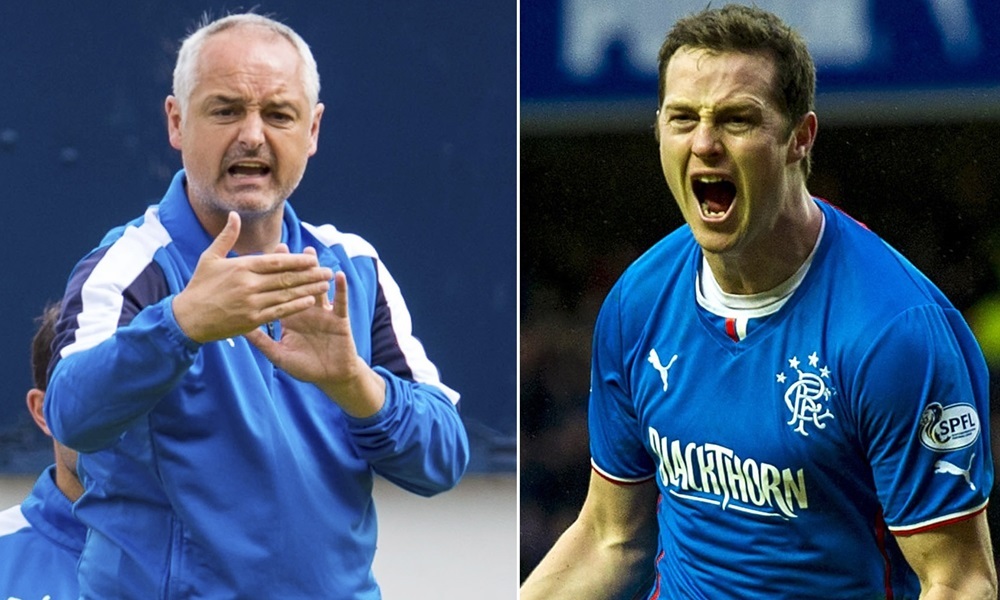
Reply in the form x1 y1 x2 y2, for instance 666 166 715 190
0 465 86 599
45 170 470 598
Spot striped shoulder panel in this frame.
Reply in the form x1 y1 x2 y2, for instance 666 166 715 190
303 222 460 404
60 206 173 358
303 222 378 259
371 259 459 403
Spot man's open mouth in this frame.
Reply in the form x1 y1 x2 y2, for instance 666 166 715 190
228 162 271 177
692 176 736 217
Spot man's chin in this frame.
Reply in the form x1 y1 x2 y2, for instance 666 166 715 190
187 178 289 217
208 194 284 219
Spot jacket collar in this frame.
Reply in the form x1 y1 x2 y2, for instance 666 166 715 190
157 170 303 264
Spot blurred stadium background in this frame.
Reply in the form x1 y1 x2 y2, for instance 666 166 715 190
521 0 1000 584
0 2 515 598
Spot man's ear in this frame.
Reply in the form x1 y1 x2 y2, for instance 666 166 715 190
26 388 51 437
787 112 817 165
307 102 324 157
166 95 184 151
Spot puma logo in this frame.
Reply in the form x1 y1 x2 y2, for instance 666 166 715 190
648 349 678 392
934 453 976 491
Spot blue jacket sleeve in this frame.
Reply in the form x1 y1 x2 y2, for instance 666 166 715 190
45 240 199 453
347 369 469 496
46 297 199 453
343 257 470 496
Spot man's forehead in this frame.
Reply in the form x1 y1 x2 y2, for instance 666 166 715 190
203 23 289 49
667 46 775 76
197 26 299 72
192 35 305 96
663 48 777 99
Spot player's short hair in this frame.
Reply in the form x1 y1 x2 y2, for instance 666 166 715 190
657 5 816 176
172 12 321 119
31 303 60 391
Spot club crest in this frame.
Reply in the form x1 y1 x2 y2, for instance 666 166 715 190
775 352 835 437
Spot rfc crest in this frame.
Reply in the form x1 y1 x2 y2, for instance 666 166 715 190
775 352 836 437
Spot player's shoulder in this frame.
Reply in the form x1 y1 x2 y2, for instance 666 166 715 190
819 200 944 306
0 504 29 536
611 226 697 302
301 221 379 260
95 205 170 249
68 205 172 290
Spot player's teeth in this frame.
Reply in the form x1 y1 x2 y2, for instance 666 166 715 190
700 203 725 216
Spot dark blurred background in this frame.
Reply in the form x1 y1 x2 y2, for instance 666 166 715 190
521 0 1000 582
0 2 516 474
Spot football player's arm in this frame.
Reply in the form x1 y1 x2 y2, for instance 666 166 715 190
895 511 997 599
520 471 659 600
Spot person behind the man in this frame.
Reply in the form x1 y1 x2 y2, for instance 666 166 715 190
520 5 996 599
0 303 86 599
44 12 469 598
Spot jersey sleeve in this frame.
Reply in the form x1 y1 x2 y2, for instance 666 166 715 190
855 304 992 533
588 282 657 483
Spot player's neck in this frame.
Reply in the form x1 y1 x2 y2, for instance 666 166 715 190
706 197 823 295
53 444 84 503
231 215 285 255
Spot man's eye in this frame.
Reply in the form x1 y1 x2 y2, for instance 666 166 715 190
724 115 754 129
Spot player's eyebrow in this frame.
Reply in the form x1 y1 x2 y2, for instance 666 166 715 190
265 100 302 117
712 101 764 117
661 98 695 112
663 97 765 112
200 95 303 117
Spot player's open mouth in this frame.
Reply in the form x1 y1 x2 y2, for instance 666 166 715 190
228 162 271 177
692 175 736 218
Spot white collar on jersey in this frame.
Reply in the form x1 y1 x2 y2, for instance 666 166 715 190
696 211 826 319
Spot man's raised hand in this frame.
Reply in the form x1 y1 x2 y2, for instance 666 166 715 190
245 271 387 418
172 211 333 344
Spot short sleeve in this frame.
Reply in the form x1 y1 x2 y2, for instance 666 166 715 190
856 305 991 532
588 282 657 483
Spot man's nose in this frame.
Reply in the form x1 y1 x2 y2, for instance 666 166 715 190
238 112 265 150
691 122 722 159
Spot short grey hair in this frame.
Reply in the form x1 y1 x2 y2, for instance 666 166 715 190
172 13 321 118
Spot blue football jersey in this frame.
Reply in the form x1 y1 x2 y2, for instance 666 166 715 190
589 200 992 599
